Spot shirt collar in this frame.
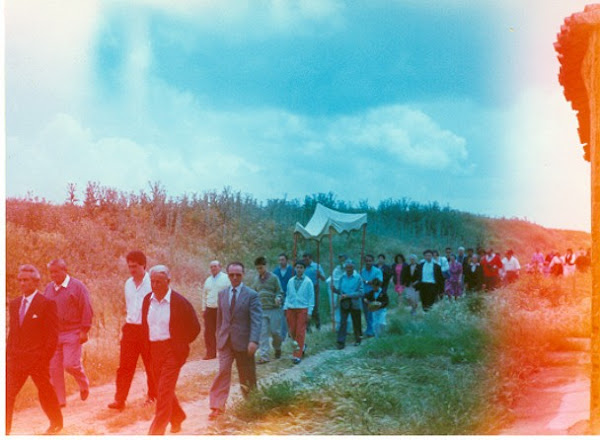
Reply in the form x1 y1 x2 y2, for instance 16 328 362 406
151 288 172 303
24 290 38 302
54 274 70 291
230 283 244 293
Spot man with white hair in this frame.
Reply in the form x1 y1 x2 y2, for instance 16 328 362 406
142 265 200 435
200 260 230 360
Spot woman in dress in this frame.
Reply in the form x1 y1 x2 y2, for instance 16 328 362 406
445 254 463 299
391 253 406 299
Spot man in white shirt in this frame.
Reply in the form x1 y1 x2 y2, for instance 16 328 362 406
200 260 230 360
108 251 157 410
502 250 521 284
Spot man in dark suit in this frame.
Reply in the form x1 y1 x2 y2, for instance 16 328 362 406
6 264 63 435
141 265 200 435
414 250 445 311
208 262 262 420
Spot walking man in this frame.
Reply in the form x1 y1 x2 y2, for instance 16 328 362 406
273 253 295 341
44 259 93 407
334 260 363 349
200 260 230 360
360 255 383 338
248 256 283 363
142 265 200 435
209 262 262 420
7 264 63 435
415 250 445 311
108 250 157 410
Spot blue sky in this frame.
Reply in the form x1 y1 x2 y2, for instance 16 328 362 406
5 0 592 231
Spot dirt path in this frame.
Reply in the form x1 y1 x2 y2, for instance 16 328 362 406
10 340 360 435
499 338 591 435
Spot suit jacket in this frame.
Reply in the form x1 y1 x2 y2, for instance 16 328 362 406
141 290 201 365
400 263 419 287
414 262 445 294
216 284 262 352
7 293 59 368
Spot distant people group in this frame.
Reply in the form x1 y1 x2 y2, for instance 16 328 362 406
7 244 591 435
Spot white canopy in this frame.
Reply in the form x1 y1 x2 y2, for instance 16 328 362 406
294 203 368 241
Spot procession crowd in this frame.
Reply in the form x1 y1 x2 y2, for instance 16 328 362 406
7 244 590 435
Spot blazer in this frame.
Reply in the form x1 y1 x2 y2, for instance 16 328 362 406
7 293 59 368
216 285 262 352
414 262 445 294
400 263 419 287
141 290 201 365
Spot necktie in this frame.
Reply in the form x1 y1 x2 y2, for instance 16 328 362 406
19 298 28 326
230 288 237 317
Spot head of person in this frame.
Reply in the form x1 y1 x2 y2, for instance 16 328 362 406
467 248 474 256
377 254 386 265
371 278 382 290
423 250 434 263
47 259 68 285
338 254 347 264
344 259 355 276
506 250 514 258
254 256 268 276
149 265 171 299
18 264 41 296
408 254 417 264
278 253 288 267
303 253 313 264
227 262 245 288
365 254 374 269
471 255 479 264
394 254 405 265
458 246 465 255
445 247 452 257
209 260 222 277
567 248 573 254
126 250 147 279
449 254 457 263
432 250 439 259
294 260 306 277
487 248 494 256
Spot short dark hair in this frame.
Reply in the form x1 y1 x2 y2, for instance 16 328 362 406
302 253 312 259
445 247 452 252
371 278 382 287
227 261 245 272
294 260 306 268
423 250 433 256
365 254 374 261
126 250 147 268
394 254 405 264
377 254 385 259
278 253 288 260
254 256 267 266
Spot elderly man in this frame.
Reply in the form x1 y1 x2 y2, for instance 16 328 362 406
141 265 200 435
200 260 230 360
44 259 93 407
360 255 383 338
415 250 445 311
334 260 364 349
248 256 283 364
209 262 262 420
108 250 157 410
7 265 63 435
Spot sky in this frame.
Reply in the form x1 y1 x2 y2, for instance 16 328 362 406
4 0 593 231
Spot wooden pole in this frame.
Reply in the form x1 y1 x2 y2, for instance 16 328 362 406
292 232 298 266
329 230 335 332
316 239 321 329
360 223 367 272
584 27 600 431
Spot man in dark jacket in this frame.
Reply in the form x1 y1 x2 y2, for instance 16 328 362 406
7 264 63 435
141 265 200 435
414 250 445 311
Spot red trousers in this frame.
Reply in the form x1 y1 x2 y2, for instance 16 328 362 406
286 309 308 358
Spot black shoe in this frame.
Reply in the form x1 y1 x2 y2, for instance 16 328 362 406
80 389 89 401
302 344 307 357
353 341 361 346
44 424 63 435
337 343 345 350
292 357 301 365
108 401 125 410
275 349 282 359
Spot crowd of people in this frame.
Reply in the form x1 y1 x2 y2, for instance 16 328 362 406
7 244 591 435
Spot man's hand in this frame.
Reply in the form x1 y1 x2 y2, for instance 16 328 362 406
248 341 258 357
79 330 89 344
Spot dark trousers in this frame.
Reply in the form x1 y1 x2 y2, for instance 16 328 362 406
419 283 438 311
148 341 186 435
203 308 218 358
209 339 257 411
337 307 362 345
6 361 63 434
115 323 157 403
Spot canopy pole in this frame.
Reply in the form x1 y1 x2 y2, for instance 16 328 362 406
316 240 321 330
329 230 335 332
360 223 367 272
292 232 298 266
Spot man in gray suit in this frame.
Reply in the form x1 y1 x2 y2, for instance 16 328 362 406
208 262 262 420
